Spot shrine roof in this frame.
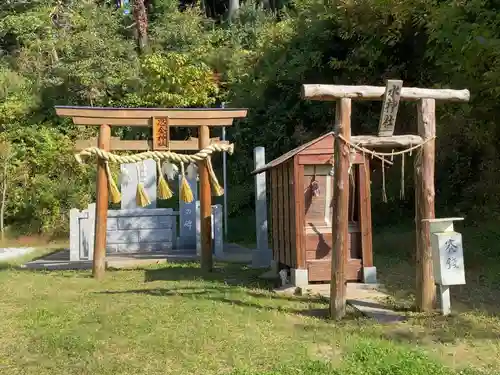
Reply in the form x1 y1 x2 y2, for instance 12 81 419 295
251 132 335 175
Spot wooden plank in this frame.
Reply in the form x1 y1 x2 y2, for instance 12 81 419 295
199 125 213 272
415 98 437 312
93 124 111 280
330 98 351 320
304 228 360 259
289 162 296 268
152 117 170 150
72 117 234 127
350 135 423 148
301 85 470 102
277 165 285 265
308 259 361 282
294 163 306 269
74 137 227 151
55 106 248 119
271 169 279 262
283 162 291 266
297 153 364 165
378 80 403 136
358 157 374 269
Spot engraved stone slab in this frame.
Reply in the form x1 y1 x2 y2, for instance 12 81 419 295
179 176 198 248
120 159 157 209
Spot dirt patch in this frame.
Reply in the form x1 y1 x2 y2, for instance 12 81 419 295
0 235 67 248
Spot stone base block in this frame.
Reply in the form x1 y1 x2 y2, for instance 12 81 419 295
290 268 309 287
363 266 377 284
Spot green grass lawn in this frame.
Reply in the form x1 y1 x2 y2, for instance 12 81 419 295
0 220 499 374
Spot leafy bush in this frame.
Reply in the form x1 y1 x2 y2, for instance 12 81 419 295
1 0 499 235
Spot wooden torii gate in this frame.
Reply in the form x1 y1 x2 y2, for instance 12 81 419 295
55 106 247 280
301 82 470 318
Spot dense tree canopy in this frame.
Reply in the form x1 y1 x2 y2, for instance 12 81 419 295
0 0 498 236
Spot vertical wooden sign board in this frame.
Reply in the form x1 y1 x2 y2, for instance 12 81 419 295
153 117 170 150
378 80 403 137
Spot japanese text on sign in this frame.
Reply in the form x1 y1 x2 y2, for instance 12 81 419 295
378 80 403 137
445 238 459 270
431 231 466 286
153 117 170 150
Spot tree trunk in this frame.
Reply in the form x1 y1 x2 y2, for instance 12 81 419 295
227 0 239 21
133 0 149 53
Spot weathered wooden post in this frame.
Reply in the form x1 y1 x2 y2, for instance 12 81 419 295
415 98 437 311
252 146 272 268
330 98 351 320
93 124 111 280
199 125 213 271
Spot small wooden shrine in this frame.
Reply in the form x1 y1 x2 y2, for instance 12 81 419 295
252 132 374 284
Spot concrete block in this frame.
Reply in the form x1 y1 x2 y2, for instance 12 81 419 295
86 203 96 261
107 230 139 244
107 218 118 231
108 208 173 217
213 204 223 257
363 266 377 284
118 216 160 230
291 268 309 287
106 244 118 253
69 208 80 262
157 215 174 228
137 229 173 242
254 147 269 251
71 205 178 261
116 242 173 252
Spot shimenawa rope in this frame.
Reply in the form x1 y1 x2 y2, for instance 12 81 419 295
76 143 233 204
337 135 436 203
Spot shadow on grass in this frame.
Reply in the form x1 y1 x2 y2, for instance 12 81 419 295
144 262 278 289
97 285 362 320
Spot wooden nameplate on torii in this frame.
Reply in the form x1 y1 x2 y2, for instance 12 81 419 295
153 117 170 151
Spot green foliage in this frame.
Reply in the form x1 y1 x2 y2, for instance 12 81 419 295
3 126 92 235
0 65 37 123
0 0 499 234
124 52 219 107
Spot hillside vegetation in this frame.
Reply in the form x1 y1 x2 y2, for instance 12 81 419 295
0 0 498 237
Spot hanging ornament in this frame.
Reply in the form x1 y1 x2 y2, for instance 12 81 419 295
118 165 131 186
162 161 178 181
206 157 224 196
105 161 121 204
179 162 194 203
186 162 198 180
400 153 405 200
381 157 388 203
311 180 321 197
156 160 173 200
135 161 150 207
